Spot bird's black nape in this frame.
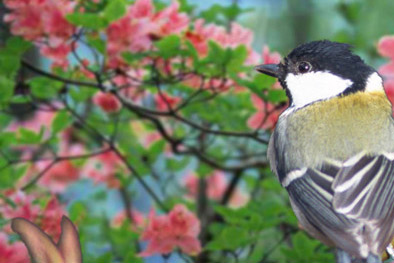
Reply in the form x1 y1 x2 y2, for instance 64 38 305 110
283 40 376 95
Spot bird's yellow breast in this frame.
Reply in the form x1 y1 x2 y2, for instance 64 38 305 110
281 91 394 169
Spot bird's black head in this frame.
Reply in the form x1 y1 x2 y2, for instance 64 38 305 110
255 40 382 108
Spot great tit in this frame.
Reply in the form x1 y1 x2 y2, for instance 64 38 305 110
255 40 394 263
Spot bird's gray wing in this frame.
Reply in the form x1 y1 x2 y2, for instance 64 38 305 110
285 153 394 257
332 153 394 220
285 164 363 256
285 161 354 229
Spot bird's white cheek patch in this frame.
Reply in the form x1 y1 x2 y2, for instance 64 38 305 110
365 72 384 92
285 71 353 108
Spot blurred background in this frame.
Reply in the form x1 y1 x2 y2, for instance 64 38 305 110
3 0 394 65
2 1 394 263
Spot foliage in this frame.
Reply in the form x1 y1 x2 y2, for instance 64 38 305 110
0 0 393 263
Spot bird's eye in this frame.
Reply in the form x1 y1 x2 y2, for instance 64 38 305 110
298 61 312 73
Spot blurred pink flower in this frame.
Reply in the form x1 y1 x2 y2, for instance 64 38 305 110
155 93 181 111
378 36 394 59
7 110 56 135
262 45 281 64
247 94 282 131
184 171 249 208
4 0 76 67
0 232 29 263
186 19 256 63
93 91 122 113
139 204 201 257
106 0 189 68
36 143 84 193
40 196 67 242
0 192 67 242
377 36 394 110
112 209 146 229
0 190 40 223
82 150 125 188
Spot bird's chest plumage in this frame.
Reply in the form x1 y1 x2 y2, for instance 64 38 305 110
272 91 394 177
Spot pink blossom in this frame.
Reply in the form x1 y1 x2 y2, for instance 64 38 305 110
0 190 40 223
106 0 189 68
247 94 282 131
155 93 181 111
378 36 394 59
262 46 281 64
0 232 30 263
112 209 146 229
184 171 227 200
40 196 67 242
4 0 76 67
36 143 83 193
82 150 125 188
150 1 189 37
7 110 55 135
139 205 201 257
93 91 122 113
377 36 394 112
113 70 147 103
183 171 249 208
186 19 256 63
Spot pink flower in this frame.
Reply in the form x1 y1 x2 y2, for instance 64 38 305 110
262 45 281 64
36 143 83 193
377 36 394 112
186 19 256 63
155 93 181 111
150 1 189 37
40 196 67 242
184 171 227 200
82 150 125 188
378 36 394 59
106 0 189 68
0 190 40 223
183 171 249 208
247 94 282 131
139 205 201 257
93 91 122 113
4 0 76 67
0 232 29 263
7 110 56 135
112 209 146 229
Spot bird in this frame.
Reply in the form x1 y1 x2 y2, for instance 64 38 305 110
255 40 394 263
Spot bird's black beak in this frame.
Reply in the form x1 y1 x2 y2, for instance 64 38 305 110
254 64 279 78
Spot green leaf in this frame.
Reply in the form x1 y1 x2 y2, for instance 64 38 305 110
147 140 165 163
122 51 150 64
52 110 72 134
0 55 20 78
0 76 14 103
253 74 276 89
29 77 63 99
103 0 126 22
69 201 87 222
5 37 32 55
226 45 248 74
66 13 108 30
0 37 31 78
69 86 96 102
267 89 288 103
87 37 106 54
0 165 26 189
0 132 17 148
155 35 181 59
18 127 43 144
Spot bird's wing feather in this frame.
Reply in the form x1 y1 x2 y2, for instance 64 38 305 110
286 167 362 256
332 153 394 220
285 153 394 257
